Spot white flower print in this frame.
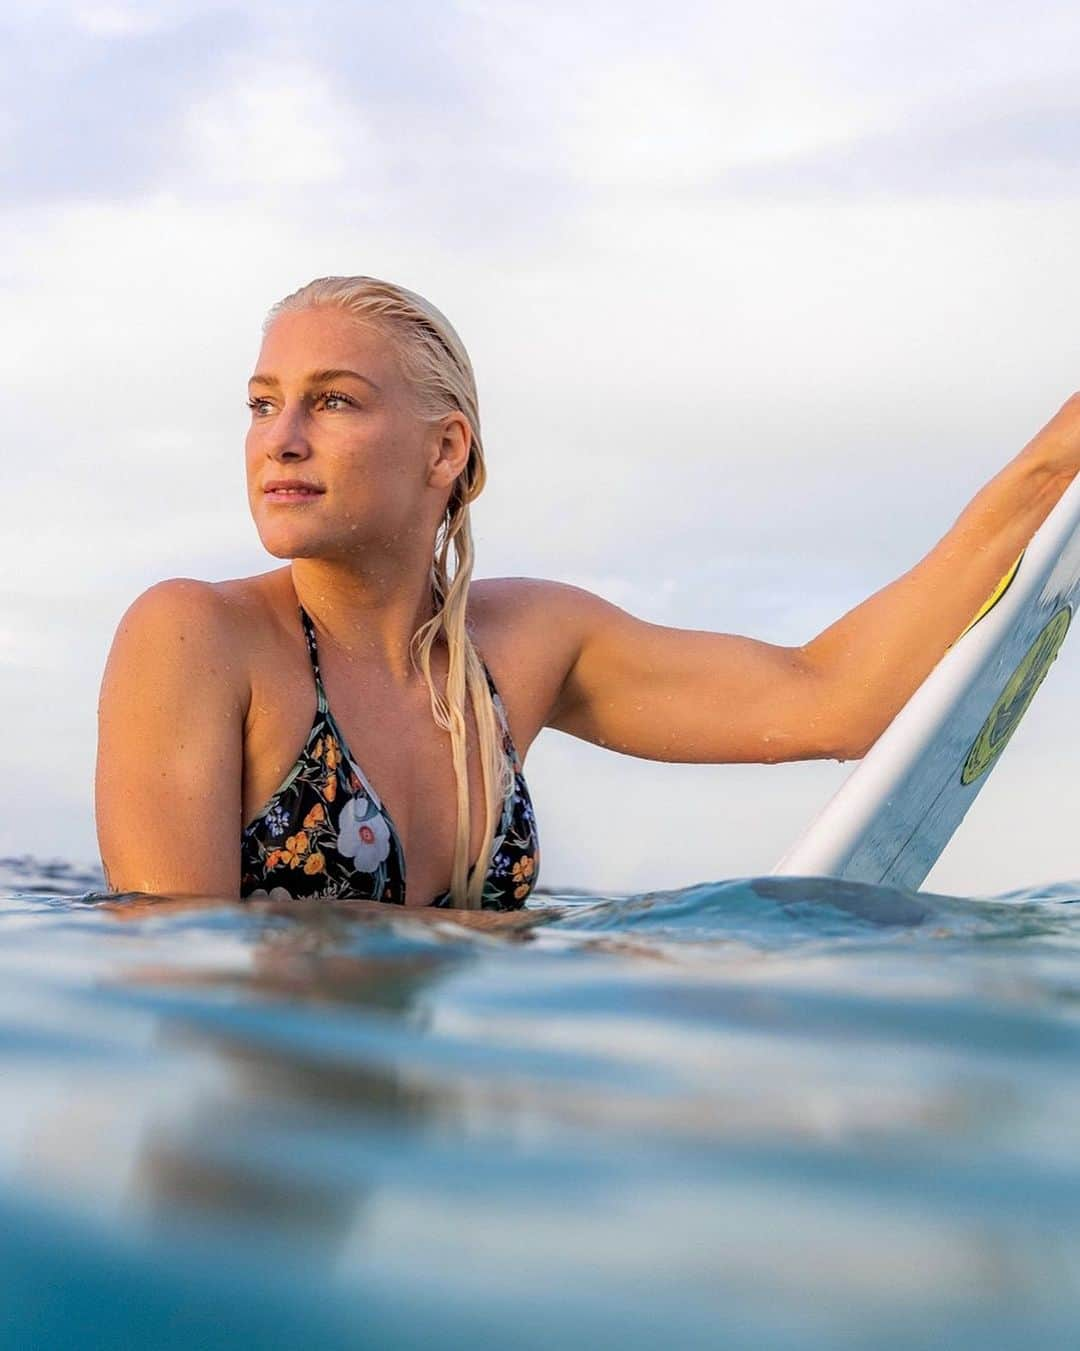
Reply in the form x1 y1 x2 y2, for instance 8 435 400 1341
336 795 392 872
245 886 294 902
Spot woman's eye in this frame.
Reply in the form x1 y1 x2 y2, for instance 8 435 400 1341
244 391 356 415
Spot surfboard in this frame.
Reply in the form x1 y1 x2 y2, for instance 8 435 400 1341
772 470 1080 890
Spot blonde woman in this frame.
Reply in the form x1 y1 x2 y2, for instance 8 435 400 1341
95 275 1080 911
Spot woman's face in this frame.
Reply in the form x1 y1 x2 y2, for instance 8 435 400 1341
245 305 461 561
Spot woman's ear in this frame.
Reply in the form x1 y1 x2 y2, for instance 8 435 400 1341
428 412 472 488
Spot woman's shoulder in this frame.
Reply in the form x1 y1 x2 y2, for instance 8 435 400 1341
467 575 621 659
468 574 605 623
116 575 233 635
108 571 285 703
465 576 614 741
98 579 255 763
117 572 278 641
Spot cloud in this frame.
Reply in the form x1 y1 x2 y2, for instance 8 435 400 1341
71 4 176 38
0 7 255 202
714 80 1080 200
179 64 358 192
1 1 541 221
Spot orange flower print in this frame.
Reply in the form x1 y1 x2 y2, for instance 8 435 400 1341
323 736 342 772
303 850 326 876
265 849 287 871
313 737 324 760
512 854 535 899
303 802 325 829
282 832 309 867
324 775 337 802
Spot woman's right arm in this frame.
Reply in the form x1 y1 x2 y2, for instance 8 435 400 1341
94 579 247 898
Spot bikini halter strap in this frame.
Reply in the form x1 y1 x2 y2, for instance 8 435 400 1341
297 605 329 712
297 603 508 735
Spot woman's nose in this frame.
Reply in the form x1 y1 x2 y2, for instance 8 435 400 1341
266 402 312 458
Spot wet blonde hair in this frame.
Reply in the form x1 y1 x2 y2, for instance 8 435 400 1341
262 275 514 910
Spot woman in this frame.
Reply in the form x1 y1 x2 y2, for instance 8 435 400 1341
95 274 1080 911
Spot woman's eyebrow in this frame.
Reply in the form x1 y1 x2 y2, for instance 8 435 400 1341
247 368 382 392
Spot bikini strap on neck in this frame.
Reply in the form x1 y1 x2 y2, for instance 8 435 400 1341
297 606 329 712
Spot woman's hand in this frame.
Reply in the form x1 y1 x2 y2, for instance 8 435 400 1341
1015 391 1080 481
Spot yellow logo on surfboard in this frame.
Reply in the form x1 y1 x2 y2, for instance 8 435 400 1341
960 606 1072 785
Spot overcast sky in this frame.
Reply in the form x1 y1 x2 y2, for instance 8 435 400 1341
3 0 1080 897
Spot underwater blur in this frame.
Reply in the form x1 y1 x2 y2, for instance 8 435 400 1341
2 855 1080 1349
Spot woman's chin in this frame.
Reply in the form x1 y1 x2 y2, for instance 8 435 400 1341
255 528 322 560
253 517 365 562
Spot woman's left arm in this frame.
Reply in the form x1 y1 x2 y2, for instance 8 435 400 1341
798 391 1080 757
543 393 1080 765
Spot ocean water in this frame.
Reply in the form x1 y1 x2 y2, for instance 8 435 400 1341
2 856 1079 1349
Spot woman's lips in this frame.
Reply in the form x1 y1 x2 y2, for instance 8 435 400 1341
264 488 323 503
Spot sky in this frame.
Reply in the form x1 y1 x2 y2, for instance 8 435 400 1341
3 0 1080 897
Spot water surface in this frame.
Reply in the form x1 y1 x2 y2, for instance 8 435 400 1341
2 855 1079 1349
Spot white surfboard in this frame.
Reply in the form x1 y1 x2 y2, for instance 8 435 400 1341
772 471 1080 890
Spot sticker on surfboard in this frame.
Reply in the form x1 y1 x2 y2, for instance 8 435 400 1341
960 605 1071 785
772 473 1080 891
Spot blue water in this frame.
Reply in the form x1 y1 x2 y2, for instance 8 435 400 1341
2 856 1080 1349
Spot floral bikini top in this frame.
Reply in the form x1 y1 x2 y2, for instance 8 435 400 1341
240 605 540 909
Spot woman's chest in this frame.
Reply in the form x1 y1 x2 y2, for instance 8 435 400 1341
246 689 483 900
